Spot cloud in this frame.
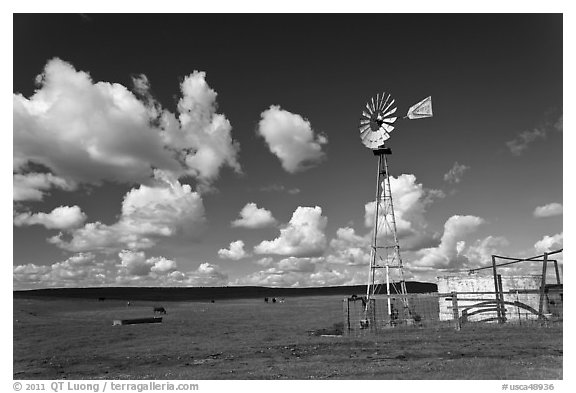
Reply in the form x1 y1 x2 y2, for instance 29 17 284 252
443 162 470 184
533 202 562 218
254 206 327 257
231 203 277 229
411 215 485 269
161 70 241 185
119 250 154 276
506 112 562 156
118 250 178 276
185 263 229 286
260 184 301 194
13 172 76 202
326 227 371 266
534 233 563 254
13 251 228 289
255 257 274 267
506 129 547 156
554 115 562 132
257 105 327 173
218 240 248 260
277 257 317 273
462 235 510 268
49 170 205 252
14 205 87 230
364 174 438 250
149 257 178 273
13 58 240 200
233 256 357 288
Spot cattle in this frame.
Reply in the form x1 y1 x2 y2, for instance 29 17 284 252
264 297 269 303
98 297 106 301
153 306 167 314
272 297 277 303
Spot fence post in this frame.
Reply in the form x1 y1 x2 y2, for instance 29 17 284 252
497 274 506 323
343 298 350 335
451 291 460 330
492 255 502 323
538 252 548 320
553 260 561 284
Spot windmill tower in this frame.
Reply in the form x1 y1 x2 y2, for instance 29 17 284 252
358 93 432 326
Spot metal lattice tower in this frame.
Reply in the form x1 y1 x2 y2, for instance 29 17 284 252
357 92 433 325
365 147 409 315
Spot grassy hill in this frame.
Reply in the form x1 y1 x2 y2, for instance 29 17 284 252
13 282 437 301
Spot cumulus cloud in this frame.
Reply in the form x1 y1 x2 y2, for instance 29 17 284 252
185 263 229 286
14 253 109 288
462 236 509 268
49 170 205 252
231 203 277 229
160 70 241 185
13 251 228 289
411 215 485 269
149 257 178 273
119 250 154 276
326 227 371 266
533 202 562 218
255 257 274 267
364 174 438 250
118 250 178 277
254 206 327 257
14 205 87 230
277 257 317 273
233 256 356 288
257 105 327 173
534 233 563 253
443 162 470 184
13 58 240 200
218 240 248 260
13 172 76 201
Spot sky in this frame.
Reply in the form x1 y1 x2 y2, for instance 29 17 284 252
12 13 563 290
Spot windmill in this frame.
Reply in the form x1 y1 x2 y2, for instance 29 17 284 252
358 92 433 326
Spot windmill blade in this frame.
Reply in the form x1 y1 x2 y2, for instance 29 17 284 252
383 117 397 124
383 98 396 113
361 128 373 140
360 125 372 136
378 92 388 111
380 94 390 112
382 106 397 118
382 123 394 133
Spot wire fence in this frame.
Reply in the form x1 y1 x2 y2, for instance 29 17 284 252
342 288 563 337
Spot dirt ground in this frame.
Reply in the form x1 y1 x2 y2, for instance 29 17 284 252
13 296 562 379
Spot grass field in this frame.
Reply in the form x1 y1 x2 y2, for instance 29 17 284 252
13 295 562 379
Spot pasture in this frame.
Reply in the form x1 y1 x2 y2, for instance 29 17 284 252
13 295 562 379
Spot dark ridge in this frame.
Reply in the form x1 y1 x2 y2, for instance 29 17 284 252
13 282 437 301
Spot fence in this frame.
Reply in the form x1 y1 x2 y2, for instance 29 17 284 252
343 287 563 336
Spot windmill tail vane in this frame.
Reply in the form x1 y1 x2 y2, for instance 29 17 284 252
405 96 433 120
